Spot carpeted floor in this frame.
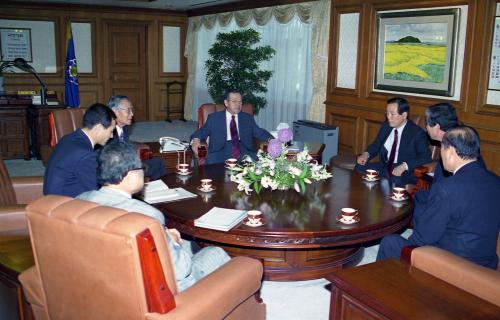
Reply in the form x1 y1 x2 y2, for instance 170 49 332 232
5 120 407 320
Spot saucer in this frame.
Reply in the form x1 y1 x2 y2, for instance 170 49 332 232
243 217 266 227
362 175 381 182
336 215 360 224
176 171 192 176
225 165 237 170
390 194 409 201
197 186 216 192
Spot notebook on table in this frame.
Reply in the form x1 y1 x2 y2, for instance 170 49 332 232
194 207 247 232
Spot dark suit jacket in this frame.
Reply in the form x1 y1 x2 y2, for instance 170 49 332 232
366 120 431 173
191 110 272 164
110 125 131 144
109 125 166 180
43 129 98 197
409 161 500 269
414 155 487 222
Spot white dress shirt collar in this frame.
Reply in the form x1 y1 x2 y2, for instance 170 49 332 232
81 129 95 148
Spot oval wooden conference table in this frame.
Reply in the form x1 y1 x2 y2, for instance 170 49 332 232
154 164 412 281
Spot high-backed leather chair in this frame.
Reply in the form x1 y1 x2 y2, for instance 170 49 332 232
0 159 41 319
48 108 86 147
19 195 266 320
0 161 43 231
197 103 254 129
195 103 254 164
45 108 150 164
40 108 86 165
402 233 500 307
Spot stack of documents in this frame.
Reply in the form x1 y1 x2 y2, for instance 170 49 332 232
143 180 197 204
194 207 247 231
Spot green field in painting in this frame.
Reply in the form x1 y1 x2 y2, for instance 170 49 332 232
383 43 446 83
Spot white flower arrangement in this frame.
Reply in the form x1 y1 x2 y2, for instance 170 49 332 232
230 128 332 195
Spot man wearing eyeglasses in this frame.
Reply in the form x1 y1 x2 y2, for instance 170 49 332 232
354 97 432 186
108 95 166 180
78 142 230 291
190 88 273 164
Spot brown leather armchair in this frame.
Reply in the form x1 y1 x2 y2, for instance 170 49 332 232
0 159 43 230
402 234 500 307
19 195 266 320
195 103 254 165
0 159 41 319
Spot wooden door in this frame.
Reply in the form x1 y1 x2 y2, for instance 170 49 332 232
105 23 148 121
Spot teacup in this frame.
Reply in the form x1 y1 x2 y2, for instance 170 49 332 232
341 208 358 222
366 169 379 180
201 178 213 191
247 210 262 225
392 187 406 199
225 158 237 168
176 163 189 173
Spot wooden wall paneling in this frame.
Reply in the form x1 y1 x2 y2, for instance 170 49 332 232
1 3 188 122
474 0 500 115
327 112 358 154
158 21 187 77
327 0 500 174
104 21 149 121
328 5 362 96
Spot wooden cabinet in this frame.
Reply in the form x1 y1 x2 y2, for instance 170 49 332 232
327 260 500 319
0 97 65 160
0 106 29 159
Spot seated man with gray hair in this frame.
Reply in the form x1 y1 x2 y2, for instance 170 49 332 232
107 95 166 180
77 142 230 291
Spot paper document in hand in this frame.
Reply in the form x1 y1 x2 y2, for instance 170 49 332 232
194 207 247 231
144 180 169 192
144 180 176 203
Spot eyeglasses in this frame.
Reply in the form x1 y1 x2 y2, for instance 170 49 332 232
118 107 134 114
228 99 242 104
129 165 145 172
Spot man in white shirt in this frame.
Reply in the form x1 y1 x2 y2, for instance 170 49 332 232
190 89 272 164
355 97 432 186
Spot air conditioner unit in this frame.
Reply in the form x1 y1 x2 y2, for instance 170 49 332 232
292 120 338 165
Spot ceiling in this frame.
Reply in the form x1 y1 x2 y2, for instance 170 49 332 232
8 0 246 11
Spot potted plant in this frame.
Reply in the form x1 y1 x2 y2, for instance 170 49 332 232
205 28 275 114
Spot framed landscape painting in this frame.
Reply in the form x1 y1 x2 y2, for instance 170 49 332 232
375 9 459 96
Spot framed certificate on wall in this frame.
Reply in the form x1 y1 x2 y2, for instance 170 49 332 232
0 28 32 62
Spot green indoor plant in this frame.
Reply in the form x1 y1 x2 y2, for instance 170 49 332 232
205 28 275 114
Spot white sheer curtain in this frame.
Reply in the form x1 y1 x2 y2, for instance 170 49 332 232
192 15 313 132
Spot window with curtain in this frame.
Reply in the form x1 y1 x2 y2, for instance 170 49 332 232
193 15 313 132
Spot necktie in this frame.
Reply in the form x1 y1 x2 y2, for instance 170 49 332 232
230 115 240 159
387 129 398 177
119 130 125 142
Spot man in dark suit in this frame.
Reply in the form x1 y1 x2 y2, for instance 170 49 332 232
107 95 166 180
43 103 116 197
413 103 486 224
190 89 273 164
355 97 431 186
377 126 500 269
